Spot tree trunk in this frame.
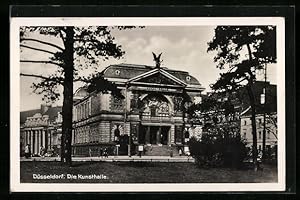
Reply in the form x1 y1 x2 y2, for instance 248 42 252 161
246 81 258 171
61 27 74 166
245 42 259 171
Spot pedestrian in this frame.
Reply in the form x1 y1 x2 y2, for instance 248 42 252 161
186 151 191 158
89 148 92 157
99 147 103 158
25 144 30 158
170 149 173 157
39 146 44 157
179 148 182 156
104 148 108 158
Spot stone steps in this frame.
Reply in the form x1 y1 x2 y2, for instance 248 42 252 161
144 145 179 156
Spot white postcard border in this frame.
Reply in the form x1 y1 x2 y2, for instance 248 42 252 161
10 17 286 192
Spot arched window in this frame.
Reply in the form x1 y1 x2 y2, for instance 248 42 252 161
184 131 190 138
142 94 170 117
114 128 120 137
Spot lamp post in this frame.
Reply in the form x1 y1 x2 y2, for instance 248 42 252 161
124 83 131 157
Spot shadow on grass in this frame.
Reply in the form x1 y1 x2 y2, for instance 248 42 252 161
114 161 158 168
70 161 107 168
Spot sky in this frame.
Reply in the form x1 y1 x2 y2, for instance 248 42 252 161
20 26 277 111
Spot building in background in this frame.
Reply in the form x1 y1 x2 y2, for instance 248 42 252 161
72 63 205 156
240 82 277 152
240 111 277 151
20 105 62 156
197 81 277 149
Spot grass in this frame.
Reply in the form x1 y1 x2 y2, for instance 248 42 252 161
20 161 277 183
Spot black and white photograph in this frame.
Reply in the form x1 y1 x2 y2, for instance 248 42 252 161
10 17 286 192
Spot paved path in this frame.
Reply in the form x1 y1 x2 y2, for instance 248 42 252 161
21 156 195 163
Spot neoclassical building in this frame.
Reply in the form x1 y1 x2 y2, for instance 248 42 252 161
20 105 62 156
72 63 204 156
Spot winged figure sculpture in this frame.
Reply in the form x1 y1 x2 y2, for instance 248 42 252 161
152 52 163 68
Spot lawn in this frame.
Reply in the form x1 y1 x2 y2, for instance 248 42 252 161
20 161 277 183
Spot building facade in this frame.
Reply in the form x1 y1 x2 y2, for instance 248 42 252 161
197 81 277 150
240 82 277 155
72 64 204 156
20 105 62 156
241 111 277 151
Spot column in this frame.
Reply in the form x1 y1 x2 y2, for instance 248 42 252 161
167 128 171 145
39 130 43 148
30 131 34 154
145 126 150 144
170 125 175 144
27 131 30 146
156 127 161 144
26 131 29 145
37 130 40 154
48 130 52 150
24 131 27 145
35 130 38 154
43 130 47 150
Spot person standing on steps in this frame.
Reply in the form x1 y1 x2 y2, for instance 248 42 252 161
179 148 182 156
99 147 103 158
25 144 30 158
89 148 92 157
103 148 108 158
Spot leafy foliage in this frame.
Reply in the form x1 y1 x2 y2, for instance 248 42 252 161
207 26 277 170
20 26 133 102
20 26 137 165
207 26 276 91
187 92 238 131
188 135 248 168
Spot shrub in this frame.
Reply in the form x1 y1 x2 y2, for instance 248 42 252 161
188 135 247 168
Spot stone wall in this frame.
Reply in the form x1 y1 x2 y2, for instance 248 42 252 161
91 94 101 115
98 121 111 143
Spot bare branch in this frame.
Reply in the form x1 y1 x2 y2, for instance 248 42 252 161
20 73 63 84
20 60 63 68
233 77 248 84
21 38 64 52
20 44 56 55
59 29 66 45
266 127 278 139
227 65 238 73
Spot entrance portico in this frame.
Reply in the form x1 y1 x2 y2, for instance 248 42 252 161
139 125 170 145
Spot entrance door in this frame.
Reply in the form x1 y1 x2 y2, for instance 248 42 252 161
150 126 159 144
139 125 170 145
161 126 170 145
138 126 146 144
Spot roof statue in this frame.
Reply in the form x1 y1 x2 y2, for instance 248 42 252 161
152 52 163 68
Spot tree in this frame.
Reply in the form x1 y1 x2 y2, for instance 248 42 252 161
266 113 277 139
20 26 133 166
207 26 276 170
187 92 239 138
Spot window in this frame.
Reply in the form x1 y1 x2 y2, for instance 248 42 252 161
244 120 247 126
150 107 156 117
111 96 124 111
243 132 247 139
258 131 262 139
185 131 190 138
88 98 91 116
258 118 262 124
267 131 270 139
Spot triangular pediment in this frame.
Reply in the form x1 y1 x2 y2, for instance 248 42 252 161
128 68 186 86
138 73 180 85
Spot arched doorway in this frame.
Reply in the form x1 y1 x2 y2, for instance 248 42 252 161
139 93 171 145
